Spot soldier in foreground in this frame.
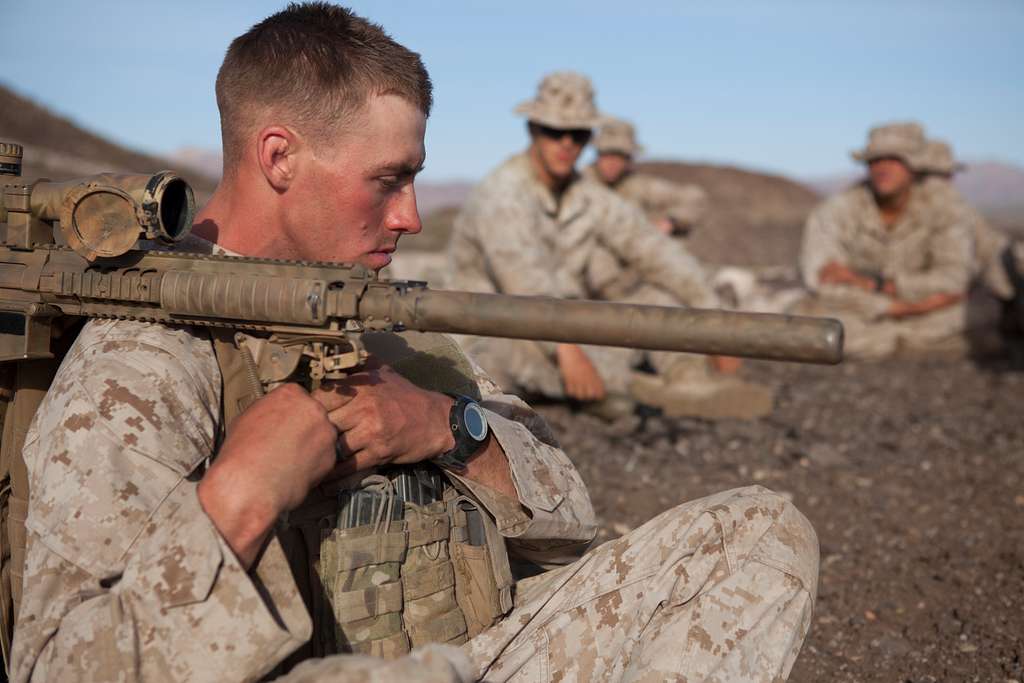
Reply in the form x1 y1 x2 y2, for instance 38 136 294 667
11 5 818 682
582 117 709 238
796 122 975 358
448 73 774 420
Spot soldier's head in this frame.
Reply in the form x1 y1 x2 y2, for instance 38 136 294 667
516 72 602 188
212 2 432 269
919 139 965 180
593 118 642 186
851 122 927 201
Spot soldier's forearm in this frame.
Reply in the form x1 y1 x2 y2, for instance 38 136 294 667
460 436 518 500
887 292 964 319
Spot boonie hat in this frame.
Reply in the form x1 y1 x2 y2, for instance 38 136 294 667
514 71 604 130
595 117 643 156
851 121 928 170
919 139 966 175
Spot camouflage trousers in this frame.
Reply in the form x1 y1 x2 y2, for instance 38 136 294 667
465 485 819 682
460 285 709 397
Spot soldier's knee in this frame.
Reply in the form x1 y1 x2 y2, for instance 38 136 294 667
743 486 820 599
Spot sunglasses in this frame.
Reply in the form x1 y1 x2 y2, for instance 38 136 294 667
535 124 592 146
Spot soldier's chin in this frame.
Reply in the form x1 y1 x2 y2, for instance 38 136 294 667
361 251 394 271
870 181 898 200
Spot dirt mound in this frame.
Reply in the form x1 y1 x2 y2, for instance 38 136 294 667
0 83 217 201
636 160 821 267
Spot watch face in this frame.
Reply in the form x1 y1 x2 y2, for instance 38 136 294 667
463 402 489 441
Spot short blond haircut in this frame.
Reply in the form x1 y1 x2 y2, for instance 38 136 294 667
215 2 432 173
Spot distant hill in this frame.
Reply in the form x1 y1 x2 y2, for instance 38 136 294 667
0 83 218 202
8 80 1019 264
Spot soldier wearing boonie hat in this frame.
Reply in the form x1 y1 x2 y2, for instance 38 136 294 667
583 116 708 238
794 122 977 358
448 72 778 421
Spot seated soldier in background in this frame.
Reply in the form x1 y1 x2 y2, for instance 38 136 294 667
448 72 773 419
582 117 709 237
583 117 804 316
796 122 975 359
919 139 1024 346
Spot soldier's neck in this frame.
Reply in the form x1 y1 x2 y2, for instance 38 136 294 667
192 174 291 259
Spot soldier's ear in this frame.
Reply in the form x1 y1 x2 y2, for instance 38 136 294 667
256 126 299 191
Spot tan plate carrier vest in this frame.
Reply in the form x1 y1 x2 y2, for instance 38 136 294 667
0 326 514 675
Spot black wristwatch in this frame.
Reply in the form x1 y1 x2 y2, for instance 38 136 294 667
433 395 490 472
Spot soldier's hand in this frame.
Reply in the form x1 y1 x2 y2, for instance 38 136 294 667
654 216 675 235
711 355 742 374
556 343 606 401
314 364 456 475
819 262 877 292
198 383 340 568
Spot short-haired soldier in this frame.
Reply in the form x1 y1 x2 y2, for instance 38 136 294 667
583 116 709 238
12 6 818 682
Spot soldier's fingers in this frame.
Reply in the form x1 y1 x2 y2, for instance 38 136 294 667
312 383 357 412
324 399 369 433
329 448 378 478
334 420 379 455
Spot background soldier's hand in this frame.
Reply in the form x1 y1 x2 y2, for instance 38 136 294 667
818 261 877 292
197 383 340 568
711 354 742 374
314 363 456 475
556 343 607 401
654 216 676 235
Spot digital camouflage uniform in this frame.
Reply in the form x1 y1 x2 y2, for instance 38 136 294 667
797 180 974 358
581 166 708 234
586 117 709 233
12 242 819 683
795 122 975 359
447 151 717 397
919 140 1015 301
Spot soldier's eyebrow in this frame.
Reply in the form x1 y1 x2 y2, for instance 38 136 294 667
374 161 425 177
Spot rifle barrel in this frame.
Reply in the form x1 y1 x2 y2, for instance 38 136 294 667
360 287 844 365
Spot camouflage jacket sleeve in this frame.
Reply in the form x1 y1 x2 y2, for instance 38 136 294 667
450 189 586 300
595 190 719 309
800 198 847 292
12 320 322 682
447 358 597 569
891 219 973 302
14 321 477 683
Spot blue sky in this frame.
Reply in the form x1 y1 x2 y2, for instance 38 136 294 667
2 1 1021 182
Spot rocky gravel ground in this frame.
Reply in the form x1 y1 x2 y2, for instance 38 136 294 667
535 354 1023 683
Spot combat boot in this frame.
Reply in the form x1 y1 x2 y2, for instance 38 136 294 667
579 393 637 422
628 371 774 420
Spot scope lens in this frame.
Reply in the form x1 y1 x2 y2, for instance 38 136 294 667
158 178 194 241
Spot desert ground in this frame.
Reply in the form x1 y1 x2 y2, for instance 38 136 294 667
537 351 1023 682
